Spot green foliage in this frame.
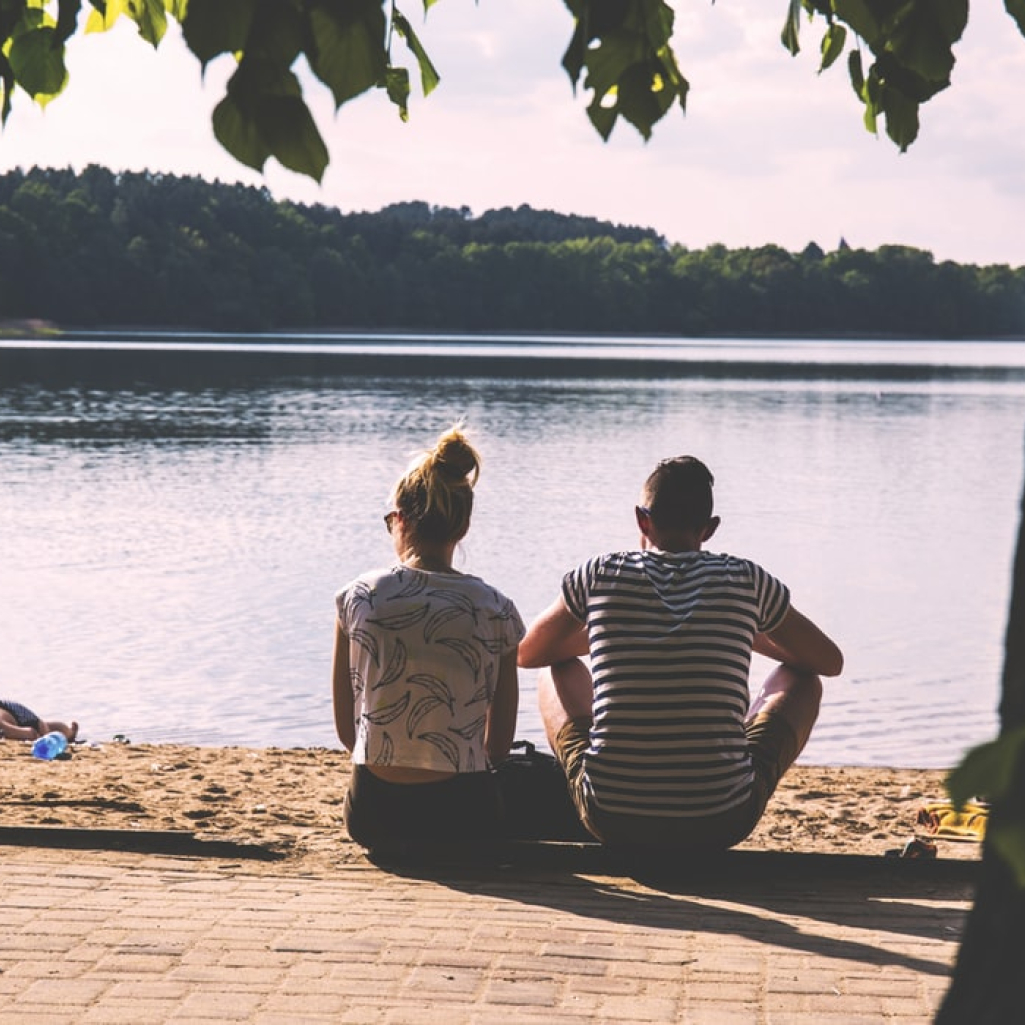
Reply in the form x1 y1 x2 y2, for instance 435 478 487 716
0 0 438 180
948 726 1025 887
782 1 971 150
1009 0 1025 36
560 0 688 141
1 165 1023 335
2 2 1023 179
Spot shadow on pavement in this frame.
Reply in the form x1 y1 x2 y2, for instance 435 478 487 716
0 824 285 861
377 843 976 978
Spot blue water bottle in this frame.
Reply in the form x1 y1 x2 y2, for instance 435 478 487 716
31 731 68 760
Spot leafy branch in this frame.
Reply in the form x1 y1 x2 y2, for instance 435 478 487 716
2 2 1025 177
948 726 1025 886
0 0 440 181
781 0 973 151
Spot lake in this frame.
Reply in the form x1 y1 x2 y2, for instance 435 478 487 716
2 333 1023 768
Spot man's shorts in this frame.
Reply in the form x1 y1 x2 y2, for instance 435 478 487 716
553 710 800 852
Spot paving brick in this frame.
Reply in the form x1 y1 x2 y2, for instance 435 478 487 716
0 845 971 1024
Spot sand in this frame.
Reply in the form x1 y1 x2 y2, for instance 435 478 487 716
0 740 981 874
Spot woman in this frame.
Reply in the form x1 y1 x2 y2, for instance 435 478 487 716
332 425 523 860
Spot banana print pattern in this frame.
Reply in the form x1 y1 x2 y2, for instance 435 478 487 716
374 638 407 690
337 565 525 773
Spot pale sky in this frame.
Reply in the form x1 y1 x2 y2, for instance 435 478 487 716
1 2 1024 266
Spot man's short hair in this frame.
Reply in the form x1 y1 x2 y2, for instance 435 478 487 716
642 456 715 530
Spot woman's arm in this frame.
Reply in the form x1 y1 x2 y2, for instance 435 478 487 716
756 605 844 677
331 619 357 752
517 597 589 668
485 651 519 765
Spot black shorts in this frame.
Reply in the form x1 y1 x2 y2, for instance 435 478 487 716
343 765 504 859
0 700 42 732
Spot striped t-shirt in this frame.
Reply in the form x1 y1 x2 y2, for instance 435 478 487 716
562 549 790 818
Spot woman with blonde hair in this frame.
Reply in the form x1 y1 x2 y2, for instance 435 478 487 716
332 425 523 860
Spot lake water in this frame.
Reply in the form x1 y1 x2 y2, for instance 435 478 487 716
2 333 1023 768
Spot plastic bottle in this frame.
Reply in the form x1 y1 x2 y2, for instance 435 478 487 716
31 731 68 760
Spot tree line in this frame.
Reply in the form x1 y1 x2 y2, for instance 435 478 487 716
0 164 1022 338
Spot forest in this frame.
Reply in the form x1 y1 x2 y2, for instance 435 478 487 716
0 164 1022 338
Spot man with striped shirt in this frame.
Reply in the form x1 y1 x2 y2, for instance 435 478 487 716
518 456 843 853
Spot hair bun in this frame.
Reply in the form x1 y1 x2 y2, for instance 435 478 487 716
433 426 480 485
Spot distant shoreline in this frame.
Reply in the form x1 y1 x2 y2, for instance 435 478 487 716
3 332 1024 385
8 322 1025 343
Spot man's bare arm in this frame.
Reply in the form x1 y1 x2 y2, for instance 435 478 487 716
755 606 844 677
518 597 589 668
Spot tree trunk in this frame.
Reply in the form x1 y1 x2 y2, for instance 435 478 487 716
936 437 1025 1023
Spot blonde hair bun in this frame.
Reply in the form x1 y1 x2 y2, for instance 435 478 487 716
431 425 480 485
390 424 482 545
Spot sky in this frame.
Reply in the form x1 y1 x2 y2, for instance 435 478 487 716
1 2 1024 266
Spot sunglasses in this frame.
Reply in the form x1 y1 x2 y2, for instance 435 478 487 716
383 511 398 533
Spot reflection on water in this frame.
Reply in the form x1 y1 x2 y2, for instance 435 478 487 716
1 339 1023 767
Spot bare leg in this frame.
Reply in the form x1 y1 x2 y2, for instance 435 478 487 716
0 710 38 740
38 720 79 742
537 657 595 751
747 664 822 759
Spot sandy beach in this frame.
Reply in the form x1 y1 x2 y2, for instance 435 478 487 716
0 740 981 873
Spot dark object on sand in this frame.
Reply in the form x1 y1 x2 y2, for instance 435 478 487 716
494 740 593 843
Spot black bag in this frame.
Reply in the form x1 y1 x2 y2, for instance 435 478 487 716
493 740 593 842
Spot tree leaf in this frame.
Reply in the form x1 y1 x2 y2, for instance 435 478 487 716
819 22 847 72
384 65 410 121
245 2 304 68
212 91 273 173
946 725 1025 808
123 0 168 48
561 19 587 86
882 86 919 151
55 0 83 45
847 47 864 97
834 0 882 45
781 0 803 56
306 0 387 108
214 61 329 181
85 0 126 33
8 26 68 102
260 103 328 182
392 8 440 96
581 29 644 111
1007 0 1025 35
586 95 618 141
562 0 686 139
0 54 14 125
616 60 675 140
886 0 966 83
182 0 255 66
990 821 1025 888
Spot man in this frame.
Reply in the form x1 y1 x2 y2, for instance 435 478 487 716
518 455 843 853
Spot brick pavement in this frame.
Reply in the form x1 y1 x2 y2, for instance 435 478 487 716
0 843 974 1024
